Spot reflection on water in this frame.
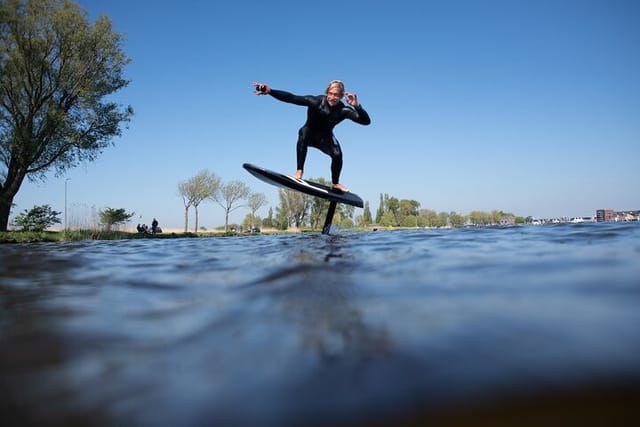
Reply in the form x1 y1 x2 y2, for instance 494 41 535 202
1 224 640 426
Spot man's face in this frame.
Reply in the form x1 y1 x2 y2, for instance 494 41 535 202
326 88 343 106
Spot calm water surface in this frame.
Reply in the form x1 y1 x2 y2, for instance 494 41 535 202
1 223 639 426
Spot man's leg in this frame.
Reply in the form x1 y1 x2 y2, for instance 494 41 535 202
330 137 347 190
295 128 310 179
320 136 349 192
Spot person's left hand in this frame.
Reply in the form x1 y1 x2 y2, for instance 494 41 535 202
344 92 359 107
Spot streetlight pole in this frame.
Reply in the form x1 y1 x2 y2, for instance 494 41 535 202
65 178 70 231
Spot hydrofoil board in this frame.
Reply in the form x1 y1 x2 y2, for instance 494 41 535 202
243 163 363 208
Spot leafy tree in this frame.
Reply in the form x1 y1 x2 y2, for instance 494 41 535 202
387 196 400 217
0 0 133 231
469 210 490 225
178 170 220 232
337 203 355 227
361 201 372 226
308 190 329 229
379 211 396 227
98 207 134 231
300 177 353 230
437 212 449 227
12 204 60 231
375 194 384 224
211 180 250 232
490 210 507 225
399 199 420 217
262 207 274 228
420 209 439 227
449 211 465 227
246 192 267 229
399 214 418 228
277 188 310 229
274 203 289 230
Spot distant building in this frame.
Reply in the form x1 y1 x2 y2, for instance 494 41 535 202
596 209 640 222
596 209 614 222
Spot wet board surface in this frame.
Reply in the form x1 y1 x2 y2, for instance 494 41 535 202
243 163 364 208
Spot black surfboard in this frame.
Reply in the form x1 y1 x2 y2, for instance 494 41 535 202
243 163 364 208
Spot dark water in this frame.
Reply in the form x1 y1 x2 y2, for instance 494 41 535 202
1 223 639 426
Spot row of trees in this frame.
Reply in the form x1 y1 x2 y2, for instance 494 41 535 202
253 190 522 232
177 170 267 232
173 172 524 231
361 193 522 228
10 188 523 233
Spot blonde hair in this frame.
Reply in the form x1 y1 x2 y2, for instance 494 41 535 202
325 80 345 95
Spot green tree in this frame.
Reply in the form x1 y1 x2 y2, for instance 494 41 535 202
178 170 220 232
337 203 355 227
12 203 60 231
246 191 267 230
307 178 329 229
98 207 134 231
375 194 384 223
420 209 439 227
399 199 420 217
277 188 310 229
361 201 372 226
468 211 485 225
399 214 418 228
308 195 328 230
274 203 289 230
449 211 465 227
262 207 274 228
379 211 396 227
490 210 506 225
0 0 133 231
387 196 400 217
437 212 449 227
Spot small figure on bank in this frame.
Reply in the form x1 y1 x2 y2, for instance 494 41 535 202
253 80 371 192
151 218 162 234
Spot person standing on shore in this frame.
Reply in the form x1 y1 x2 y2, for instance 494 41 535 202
253 80 371 192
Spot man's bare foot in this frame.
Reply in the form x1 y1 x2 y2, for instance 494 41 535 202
332 183 350 192
293 170 303 179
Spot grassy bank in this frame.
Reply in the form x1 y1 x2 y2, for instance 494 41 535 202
0 229 227 243
0 226 388 243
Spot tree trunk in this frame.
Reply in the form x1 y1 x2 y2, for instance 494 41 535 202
0 170 27 232
0 192 13 232
194 207 199 233
184 206 189 233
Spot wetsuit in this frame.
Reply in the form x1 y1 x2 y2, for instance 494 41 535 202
268 89 371 185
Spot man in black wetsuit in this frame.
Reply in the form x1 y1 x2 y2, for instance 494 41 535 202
253 80 371 192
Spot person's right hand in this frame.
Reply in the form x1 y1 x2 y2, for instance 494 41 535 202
253 82 270 95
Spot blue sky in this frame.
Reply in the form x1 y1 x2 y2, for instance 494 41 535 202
12 0 640 229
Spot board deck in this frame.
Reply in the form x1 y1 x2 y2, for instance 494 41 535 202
242 163 364 208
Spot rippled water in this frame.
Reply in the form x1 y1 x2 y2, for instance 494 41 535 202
1 223 639 426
